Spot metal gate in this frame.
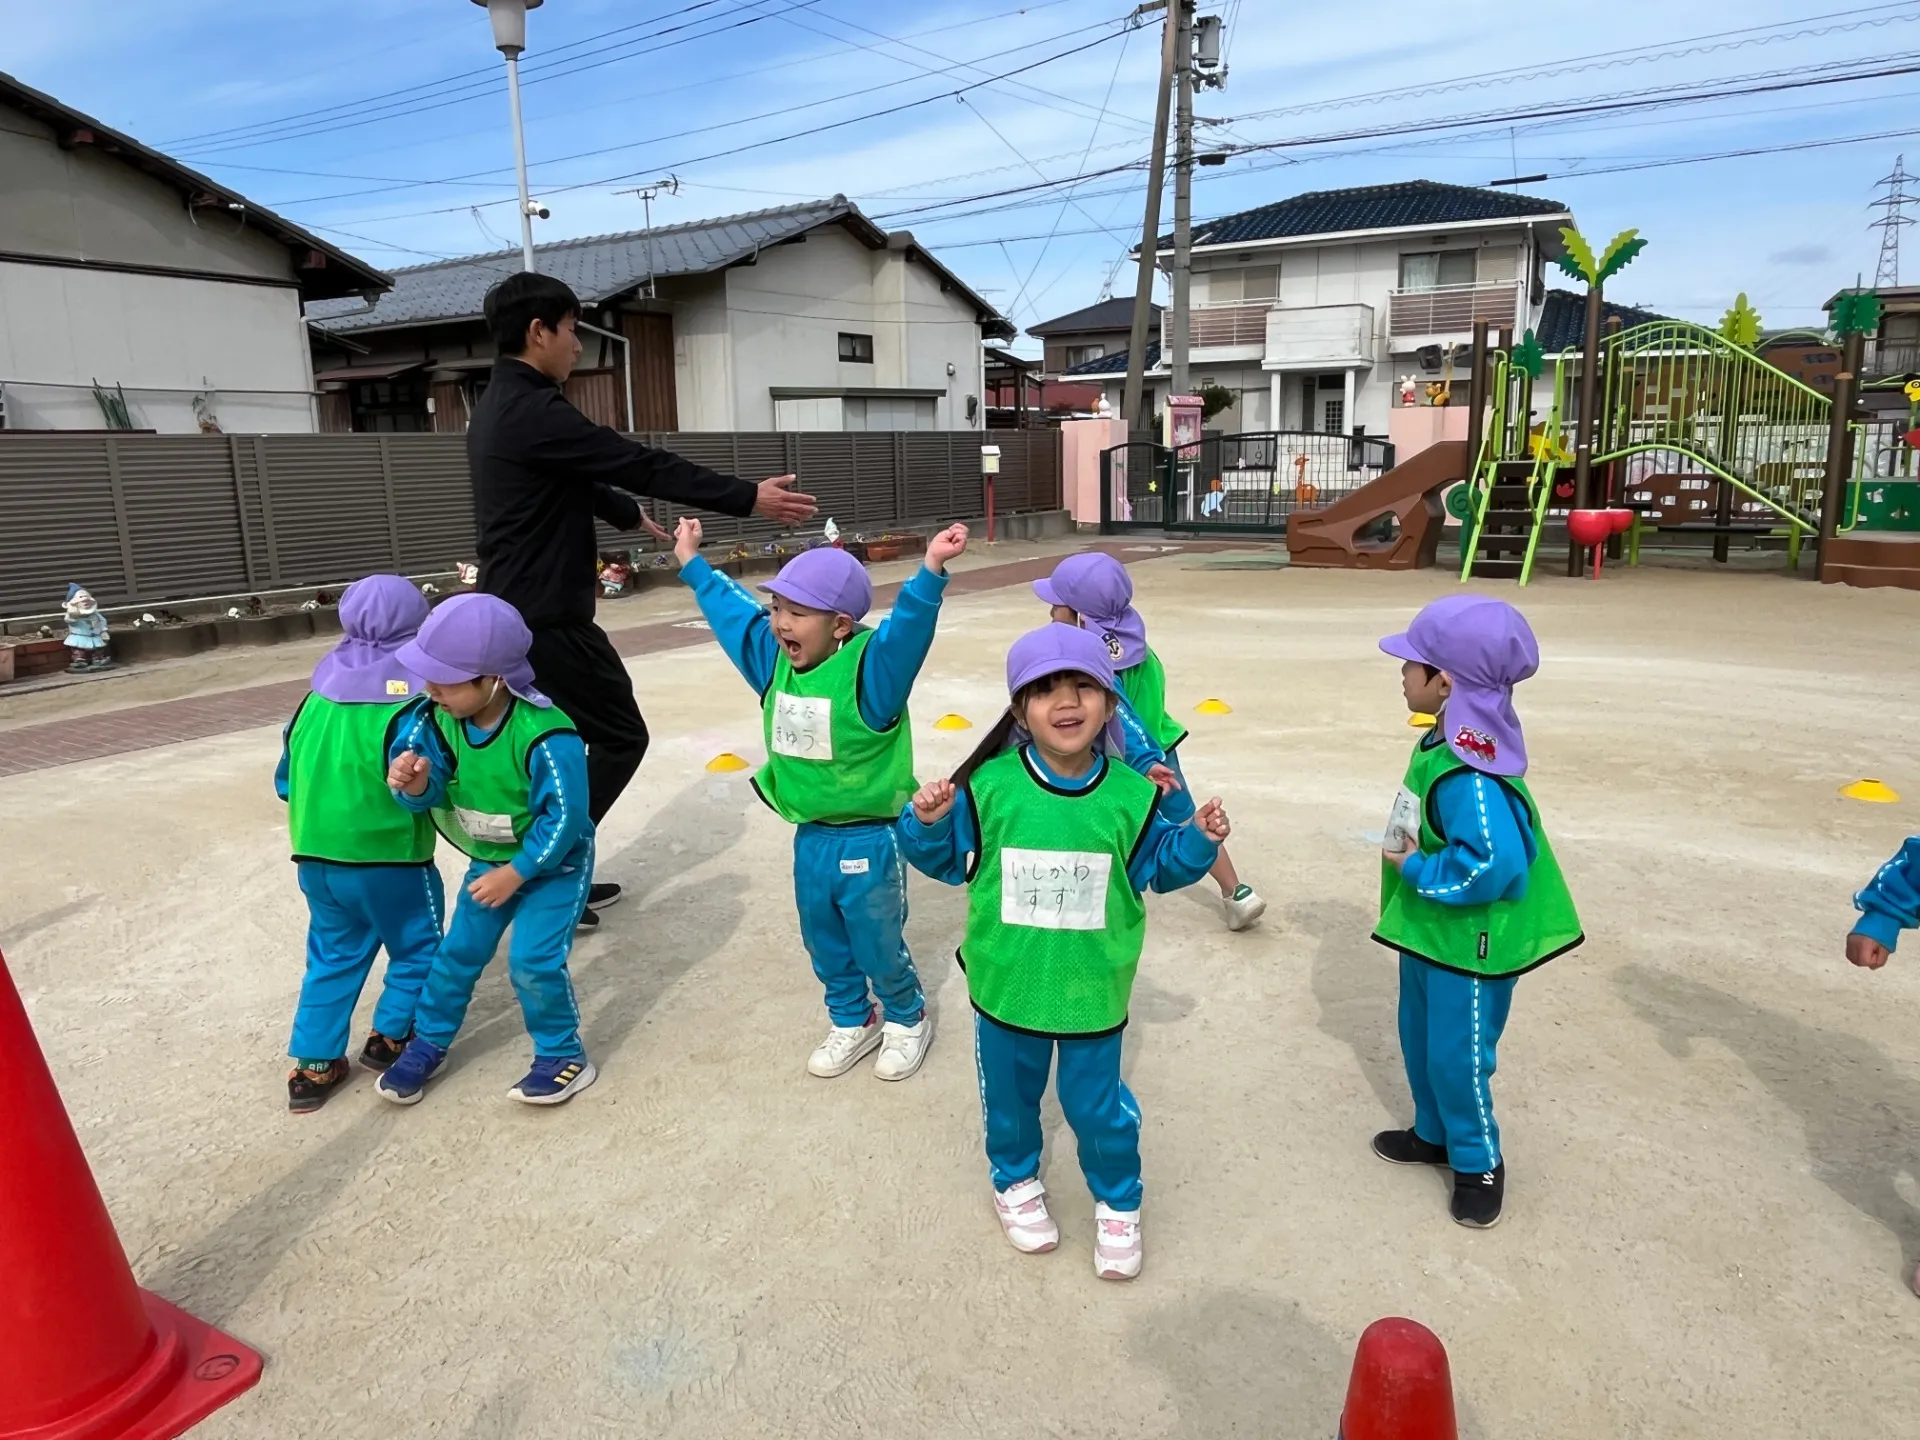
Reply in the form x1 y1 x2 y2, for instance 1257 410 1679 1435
1099 429 1395 534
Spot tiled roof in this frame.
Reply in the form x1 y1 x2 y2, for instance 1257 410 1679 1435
307 197 1011 337
1535 288 1669 352
1154 180 1569 251
1028 297 1160 336
1062 341 1160 376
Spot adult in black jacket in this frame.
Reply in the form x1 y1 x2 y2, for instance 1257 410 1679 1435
470 272 816 919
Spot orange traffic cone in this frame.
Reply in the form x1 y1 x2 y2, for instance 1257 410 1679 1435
1338 1317 1458 1440
0 946 262 1439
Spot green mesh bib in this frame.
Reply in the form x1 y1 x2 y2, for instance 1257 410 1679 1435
1373 731 1583 978
429 698 577 864
1116 646 1188 752
959 748 1161 1036
754 629 917 825
286 694 436 865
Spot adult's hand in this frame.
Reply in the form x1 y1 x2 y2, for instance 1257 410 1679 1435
754 474 818 526
637 505 672 543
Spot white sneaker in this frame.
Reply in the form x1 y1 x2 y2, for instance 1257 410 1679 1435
807 1016 882 1078
993 1177 1060 1254
1224 884 1267 932
1093 1202 1143 1281
872 1014 934 1081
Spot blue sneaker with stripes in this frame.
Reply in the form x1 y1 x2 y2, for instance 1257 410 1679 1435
508 1055 598 1106
375 1037 448 1105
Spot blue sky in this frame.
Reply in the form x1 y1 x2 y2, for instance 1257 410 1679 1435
12 0 1920 349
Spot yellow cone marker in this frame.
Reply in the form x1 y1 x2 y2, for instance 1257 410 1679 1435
933 714 973 731
705 752 752 773
1840 778 1900 803
1194 698 1232 715
1409 712 1437 728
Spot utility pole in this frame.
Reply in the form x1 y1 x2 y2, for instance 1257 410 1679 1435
1121 2 1179 442
1169 0 1195 397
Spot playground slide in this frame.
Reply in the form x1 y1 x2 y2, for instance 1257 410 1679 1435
1285 441 1468 570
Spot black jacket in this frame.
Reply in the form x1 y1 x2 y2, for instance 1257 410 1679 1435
469 358 757 629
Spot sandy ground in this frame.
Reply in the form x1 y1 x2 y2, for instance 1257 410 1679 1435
4 546 1920 1438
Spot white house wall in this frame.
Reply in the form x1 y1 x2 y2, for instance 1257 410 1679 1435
670 273 737 431
714 226 983 430
0 261 314 432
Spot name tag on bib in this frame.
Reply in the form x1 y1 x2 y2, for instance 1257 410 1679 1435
771 693 833 760
454 806 517 844
1001 848 1112 931
1384 786 1422 852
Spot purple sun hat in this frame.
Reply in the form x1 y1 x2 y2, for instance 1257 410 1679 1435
1002 622 1131 757
309 574 430 704
1032 552 1147 668
1380 594 1539 776
760 547 872 620
395 593 551 707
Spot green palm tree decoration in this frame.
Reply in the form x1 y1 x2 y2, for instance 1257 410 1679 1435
1511 329 1544 378
1830 289 1883 337
1718 293 1762 349
1553 227 1647 287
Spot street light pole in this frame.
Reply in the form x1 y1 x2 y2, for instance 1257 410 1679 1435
472 0 544 272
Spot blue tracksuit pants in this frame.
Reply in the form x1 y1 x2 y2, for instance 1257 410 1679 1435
290 861 445 1062
793 822 924 1027
412 856 592 1060
1398 953 1517 1175
973 1013 1142 1211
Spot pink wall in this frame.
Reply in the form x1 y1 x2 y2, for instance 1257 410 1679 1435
1387 404 1470 462
1060 416 1127 526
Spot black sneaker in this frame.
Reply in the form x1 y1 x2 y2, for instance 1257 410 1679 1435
1450 1164 1506 1228
575 906 601 933
1372 1128 1450 1167
358 1030 410 1073
288 1059 350 1113
586 882 623 911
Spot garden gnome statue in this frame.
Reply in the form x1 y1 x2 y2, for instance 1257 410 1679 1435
62 583 112 672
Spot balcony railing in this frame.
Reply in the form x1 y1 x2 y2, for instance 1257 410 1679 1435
1189 302 1271 348
1864 339 1920 377
1387 281 1521 339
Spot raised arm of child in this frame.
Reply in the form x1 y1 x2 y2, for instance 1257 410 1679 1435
673 516 781 695
858 524 967 729
1848 836 1920 969
898 778 974 885
1384 769 1532 905
1129 796 1228 893
385 704 452 813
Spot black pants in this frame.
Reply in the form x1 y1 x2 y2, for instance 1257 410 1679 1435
526 622 648 826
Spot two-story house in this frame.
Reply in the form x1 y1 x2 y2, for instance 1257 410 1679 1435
1028 298 1161 381
1062 180 1574 437
1821 282 1920 417
305 197 1012 434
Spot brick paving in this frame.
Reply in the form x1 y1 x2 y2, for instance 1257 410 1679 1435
0 541 1229 779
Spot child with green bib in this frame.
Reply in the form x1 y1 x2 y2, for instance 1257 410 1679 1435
376 593 600 1108
899 624 1230 1280
674 517 969 1082
276 574 443 1113
1034 551 1265 931
1375 594 1582 1227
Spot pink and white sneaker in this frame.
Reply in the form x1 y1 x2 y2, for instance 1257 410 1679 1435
1093 1202 1142 1281
993 1177 1060 1254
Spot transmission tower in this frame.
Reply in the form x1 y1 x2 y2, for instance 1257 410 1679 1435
1870 155 1917 287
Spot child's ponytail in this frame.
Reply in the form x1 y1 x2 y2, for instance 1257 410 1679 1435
950 707 1020 790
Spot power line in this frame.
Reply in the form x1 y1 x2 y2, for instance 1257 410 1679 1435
298 27 1138 227
254 12 1140 210
170 0 829 159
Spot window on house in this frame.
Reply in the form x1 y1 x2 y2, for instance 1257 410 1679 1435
1207 265 1279 303
1322 397 1346 434
1398 250 1477 291
349 376 430 432
837 332 875 363
1063 343 1105 368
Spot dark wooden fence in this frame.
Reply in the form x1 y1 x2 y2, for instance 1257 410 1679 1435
0 429 1060 616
